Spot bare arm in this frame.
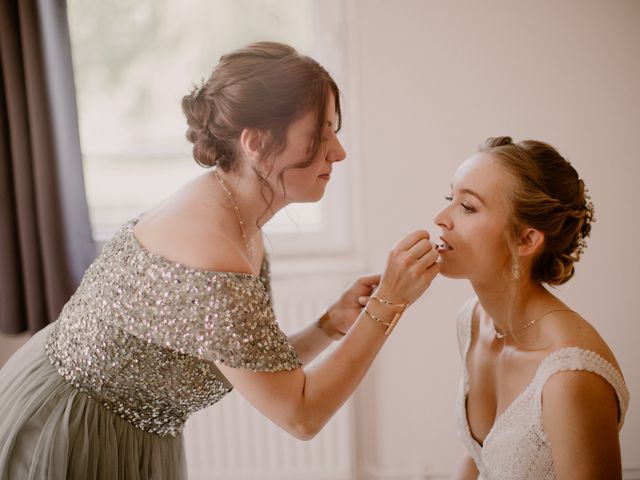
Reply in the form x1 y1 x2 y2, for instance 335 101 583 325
217 297 397 439
286 321 334 365
543 370 622 479
217 231 439 440
451 455 479 480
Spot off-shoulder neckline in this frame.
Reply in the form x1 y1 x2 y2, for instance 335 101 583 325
125 217 267 280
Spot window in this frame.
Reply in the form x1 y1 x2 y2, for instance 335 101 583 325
68 0 353 261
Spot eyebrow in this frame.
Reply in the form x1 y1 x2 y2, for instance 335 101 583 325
450 185 487 206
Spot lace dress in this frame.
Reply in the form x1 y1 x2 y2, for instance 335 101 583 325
455 297 629 480
0 218 301 479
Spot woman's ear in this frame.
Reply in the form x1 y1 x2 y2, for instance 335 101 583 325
517 227 545 258
239 128 265 164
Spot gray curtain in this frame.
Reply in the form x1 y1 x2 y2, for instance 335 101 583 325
0 0 95 334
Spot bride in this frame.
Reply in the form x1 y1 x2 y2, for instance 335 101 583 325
435 137 629 479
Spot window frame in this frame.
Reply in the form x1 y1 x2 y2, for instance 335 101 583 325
81 0 364 273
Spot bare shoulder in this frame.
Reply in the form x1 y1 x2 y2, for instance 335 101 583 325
541 364 621 452
543 365 619 407
134 208 254 275
543 310 622 373
540 309 626 429
541 358 623 477
541 366 621 461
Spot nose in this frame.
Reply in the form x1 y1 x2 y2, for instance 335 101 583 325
328 133 346 163
433 203 452 230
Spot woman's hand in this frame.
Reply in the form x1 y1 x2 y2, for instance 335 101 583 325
375 230 439 305
216 235 437 442
322 274 381 337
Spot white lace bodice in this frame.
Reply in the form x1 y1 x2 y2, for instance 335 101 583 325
455 298 629 480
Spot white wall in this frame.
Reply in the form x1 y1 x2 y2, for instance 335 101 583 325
348 0 640 477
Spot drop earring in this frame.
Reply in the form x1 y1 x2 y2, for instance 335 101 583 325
512 261 521 280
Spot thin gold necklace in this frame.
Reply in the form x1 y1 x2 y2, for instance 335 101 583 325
214 169 251 254
494 308 574 339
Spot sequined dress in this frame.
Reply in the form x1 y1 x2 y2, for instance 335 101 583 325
0 218 301 479
455 297 629 479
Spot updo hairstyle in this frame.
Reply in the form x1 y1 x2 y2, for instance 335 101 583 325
480 136 594 285
181 41 341 175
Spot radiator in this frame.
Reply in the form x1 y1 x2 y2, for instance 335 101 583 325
184 280 356 480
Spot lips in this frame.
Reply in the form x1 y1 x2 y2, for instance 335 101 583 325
437 237 453 252
318 172 331 180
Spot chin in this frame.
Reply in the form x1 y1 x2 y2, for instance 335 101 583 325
440 271 468 279
293 194 324 204
286 189 324 204
302 188 327 203
437 260 468 279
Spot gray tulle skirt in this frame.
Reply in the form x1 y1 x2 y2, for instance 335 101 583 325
0 324 185 479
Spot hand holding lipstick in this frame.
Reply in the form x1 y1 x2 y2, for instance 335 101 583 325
373 230 440 306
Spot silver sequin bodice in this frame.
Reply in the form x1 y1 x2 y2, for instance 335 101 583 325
45 219 301 437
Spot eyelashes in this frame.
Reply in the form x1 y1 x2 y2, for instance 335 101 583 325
461 204 475 213
444 194 475 213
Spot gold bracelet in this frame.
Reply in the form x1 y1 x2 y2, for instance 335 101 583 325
369 294 407 335
363 306 392 327
370 295 408 309
316 311 345 341
364 306 404 336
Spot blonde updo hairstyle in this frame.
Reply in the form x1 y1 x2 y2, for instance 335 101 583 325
480 137 594 286
181 42 341 218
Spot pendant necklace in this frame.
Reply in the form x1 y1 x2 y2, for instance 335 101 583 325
214 168 252 254
494 308 574 339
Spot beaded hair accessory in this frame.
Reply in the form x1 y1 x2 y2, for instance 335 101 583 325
575 187 595 257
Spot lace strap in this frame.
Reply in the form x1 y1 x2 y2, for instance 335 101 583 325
534 347 629 427
456 297 478 360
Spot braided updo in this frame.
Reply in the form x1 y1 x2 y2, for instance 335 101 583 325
480 136 594 285
181 41 341 173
